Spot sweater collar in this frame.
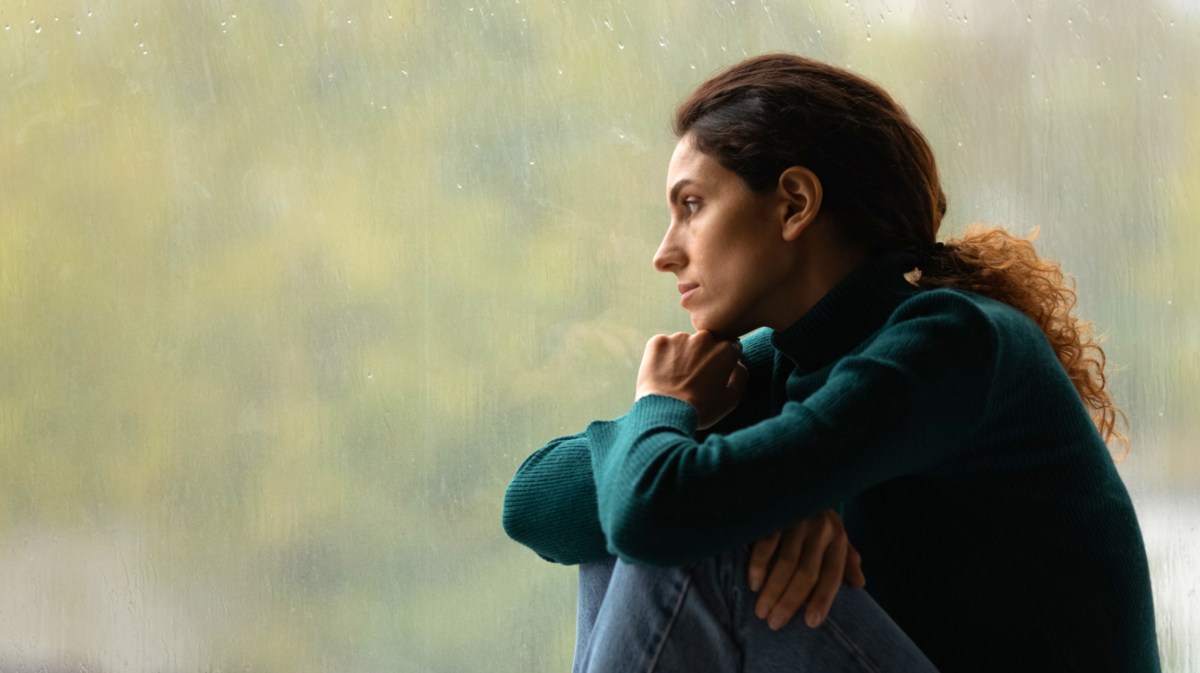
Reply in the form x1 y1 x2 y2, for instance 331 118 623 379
770 250 922 372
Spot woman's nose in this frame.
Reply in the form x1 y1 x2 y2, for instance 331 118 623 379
652 225 684 272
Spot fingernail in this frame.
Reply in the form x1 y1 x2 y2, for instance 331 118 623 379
805 611 823 628
768 614 784 630
749 574 762 592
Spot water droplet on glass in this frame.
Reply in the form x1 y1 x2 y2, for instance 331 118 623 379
366 372 374 380
75 27 81 35
1026 14 1032 22
658 35 667 47
3 24 9 31
278 41 284 47
87 9 93 17
133 19 139 27
1136 73 1142 81
603 19 613 31
866 33 872 41
957 141 963 147
1161 92 1170 100
34 24 42 34
528 160 535 166
617 41 624 50
457 184 463 189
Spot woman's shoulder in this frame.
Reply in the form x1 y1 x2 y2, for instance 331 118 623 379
890 286 1044 340
870 287 1059 371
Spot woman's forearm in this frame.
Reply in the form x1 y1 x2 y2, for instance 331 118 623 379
502 329 778 565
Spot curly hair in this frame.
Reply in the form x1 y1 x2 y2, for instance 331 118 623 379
675 54 1126 447
921 226 1127 447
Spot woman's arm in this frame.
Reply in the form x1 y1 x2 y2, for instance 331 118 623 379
589 291 998 567
502 431 610 564
501 329 778 565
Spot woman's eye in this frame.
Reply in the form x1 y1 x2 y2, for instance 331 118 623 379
684 199 700 215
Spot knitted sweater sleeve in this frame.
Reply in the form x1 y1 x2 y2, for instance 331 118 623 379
587 292 998 567
501 430 611 564
501 330 777 565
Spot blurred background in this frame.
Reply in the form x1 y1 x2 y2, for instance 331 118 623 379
1 0 1196 671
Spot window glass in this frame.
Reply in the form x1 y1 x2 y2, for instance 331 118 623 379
1 1 1195 670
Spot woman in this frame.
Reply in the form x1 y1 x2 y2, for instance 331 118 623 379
503 54 1159 672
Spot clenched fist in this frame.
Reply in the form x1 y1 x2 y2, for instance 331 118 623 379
635 330 748 430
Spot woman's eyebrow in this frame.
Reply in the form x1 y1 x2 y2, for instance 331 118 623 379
668 179 695 204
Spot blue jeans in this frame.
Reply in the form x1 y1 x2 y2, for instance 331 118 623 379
573 547 938 673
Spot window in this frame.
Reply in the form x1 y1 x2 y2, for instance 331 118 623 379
1 1 1194 670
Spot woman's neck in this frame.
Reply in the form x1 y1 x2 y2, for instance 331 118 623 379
765 221 870 331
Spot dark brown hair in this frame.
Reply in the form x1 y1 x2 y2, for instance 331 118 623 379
675 54 1124 446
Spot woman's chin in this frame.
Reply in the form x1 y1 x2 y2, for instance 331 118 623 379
691 315 737 339
689 313 715 334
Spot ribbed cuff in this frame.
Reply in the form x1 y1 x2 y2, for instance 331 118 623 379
586 394 698 480
626 394 699 434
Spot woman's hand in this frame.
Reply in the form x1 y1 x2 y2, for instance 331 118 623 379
748 510 866 630
635 330 748 430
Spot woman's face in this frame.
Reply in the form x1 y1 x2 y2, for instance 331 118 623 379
654 137 794 338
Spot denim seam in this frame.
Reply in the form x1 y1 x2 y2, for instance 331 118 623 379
825 615 884 673
642 568 696 673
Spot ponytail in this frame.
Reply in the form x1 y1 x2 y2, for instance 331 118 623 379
914 225 1127 449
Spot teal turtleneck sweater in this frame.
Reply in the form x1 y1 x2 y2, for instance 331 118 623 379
502 252 1159 672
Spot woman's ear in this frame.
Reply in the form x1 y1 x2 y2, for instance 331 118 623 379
777 167 823 242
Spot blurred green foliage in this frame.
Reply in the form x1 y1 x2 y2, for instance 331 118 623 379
0 0 1196 671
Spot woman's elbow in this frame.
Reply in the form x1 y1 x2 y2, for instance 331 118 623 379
501 482 538 547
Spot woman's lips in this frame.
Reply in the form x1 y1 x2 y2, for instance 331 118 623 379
678 282 699 307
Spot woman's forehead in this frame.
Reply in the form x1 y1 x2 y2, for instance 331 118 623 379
666 139 727 196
